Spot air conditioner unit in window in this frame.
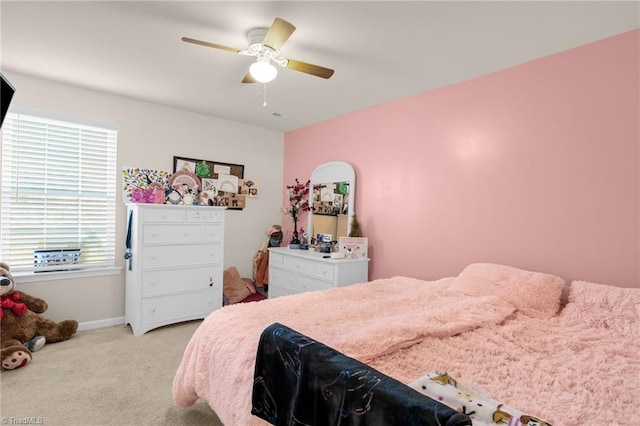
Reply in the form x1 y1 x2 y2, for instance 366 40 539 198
34 248 81 273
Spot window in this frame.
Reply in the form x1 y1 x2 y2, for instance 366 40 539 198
1 111 117 274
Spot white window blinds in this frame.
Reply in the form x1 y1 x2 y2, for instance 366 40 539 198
1 112 117 273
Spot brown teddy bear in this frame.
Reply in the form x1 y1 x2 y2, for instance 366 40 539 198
1 261 78 370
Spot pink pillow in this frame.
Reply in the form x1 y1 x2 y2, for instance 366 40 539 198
448 263 565 318
223 267 252 304
559 280 640 338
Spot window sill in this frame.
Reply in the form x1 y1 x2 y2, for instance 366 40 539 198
14 266 123 284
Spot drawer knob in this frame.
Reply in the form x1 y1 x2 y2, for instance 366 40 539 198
209 277 214 287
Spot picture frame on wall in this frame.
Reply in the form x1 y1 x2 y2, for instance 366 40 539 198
173 156 245 210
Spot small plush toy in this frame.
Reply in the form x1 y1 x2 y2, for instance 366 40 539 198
408 371 552 426
1 261 78 370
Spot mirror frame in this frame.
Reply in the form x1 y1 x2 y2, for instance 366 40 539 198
307 161 356 240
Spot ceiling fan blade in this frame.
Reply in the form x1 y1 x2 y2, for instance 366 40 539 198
181 37 241 53
286 59 335 79
262 17 296 50
242 71 257 84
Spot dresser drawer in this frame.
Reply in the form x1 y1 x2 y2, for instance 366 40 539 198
143 208 185 223
269 284 293 299
186 209 223 223
269 251 283 268
268 266 285 289
144 224 222 244
141 265 221 296
197 224 223 242
314 262 335 281
167 224 222 243
283 256 314 276
303 278 333 292
270 268 332 296
143 224 169 243
140 290 219 325
142 243 221 269
167 225 202 243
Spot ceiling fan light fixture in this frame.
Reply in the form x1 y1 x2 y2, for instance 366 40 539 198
249 60 278 83
182 17 334 84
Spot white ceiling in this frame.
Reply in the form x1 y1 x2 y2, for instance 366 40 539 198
1 1 638 132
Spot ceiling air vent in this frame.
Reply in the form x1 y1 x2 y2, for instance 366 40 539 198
270 112 294 120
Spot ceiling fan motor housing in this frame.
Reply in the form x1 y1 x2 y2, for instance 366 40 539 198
247 28 269 46
244 28 287 66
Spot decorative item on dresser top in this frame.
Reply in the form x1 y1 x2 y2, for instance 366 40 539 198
124 204 225 336
267 246 369 298
280 178 311 247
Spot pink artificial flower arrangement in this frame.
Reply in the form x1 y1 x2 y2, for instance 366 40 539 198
280 178 311 244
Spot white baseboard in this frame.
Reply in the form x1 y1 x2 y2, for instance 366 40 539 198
78 316 125 331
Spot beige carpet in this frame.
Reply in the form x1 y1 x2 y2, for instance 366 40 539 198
0 320 224 425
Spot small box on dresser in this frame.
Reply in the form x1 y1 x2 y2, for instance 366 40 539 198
125 204 225 336
268 247 369 298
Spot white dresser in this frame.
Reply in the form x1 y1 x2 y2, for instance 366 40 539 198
125 204 225 336
268 247 369 298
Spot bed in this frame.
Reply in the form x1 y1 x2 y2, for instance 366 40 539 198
172 263 640 425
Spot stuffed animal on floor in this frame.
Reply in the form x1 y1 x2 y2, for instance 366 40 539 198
0 261 78 370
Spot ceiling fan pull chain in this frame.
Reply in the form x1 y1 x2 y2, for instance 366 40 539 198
263 83 267 107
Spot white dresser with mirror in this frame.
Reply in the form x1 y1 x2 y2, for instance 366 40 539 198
269 161 369 298
268 247 369 298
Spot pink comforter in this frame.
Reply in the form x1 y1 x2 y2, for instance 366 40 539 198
173 269 640 425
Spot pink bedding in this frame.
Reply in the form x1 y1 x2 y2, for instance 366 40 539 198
172 264 640 426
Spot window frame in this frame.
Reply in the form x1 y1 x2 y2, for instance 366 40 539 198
1 108 121 281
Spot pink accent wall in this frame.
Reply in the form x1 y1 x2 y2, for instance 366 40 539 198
284 30 639 288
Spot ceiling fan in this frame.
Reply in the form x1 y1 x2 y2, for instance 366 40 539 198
182 17 334 84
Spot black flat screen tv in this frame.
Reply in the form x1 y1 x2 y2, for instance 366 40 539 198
1 72 16 129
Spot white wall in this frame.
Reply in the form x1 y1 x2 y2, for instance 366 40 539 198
3 72 284 325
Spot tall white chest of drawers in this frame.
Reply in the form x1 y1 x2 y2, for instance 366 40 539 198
125 204 225 336
268 247 369 298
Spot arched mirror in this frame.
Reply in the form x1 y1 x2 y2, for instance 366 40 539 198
307 161 355 242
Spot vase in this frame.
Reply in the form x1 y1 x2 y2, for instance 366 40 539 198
290 216 301 245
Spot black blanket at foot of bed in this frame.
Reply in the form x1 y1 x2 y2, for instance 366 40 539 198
251 322 471 426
